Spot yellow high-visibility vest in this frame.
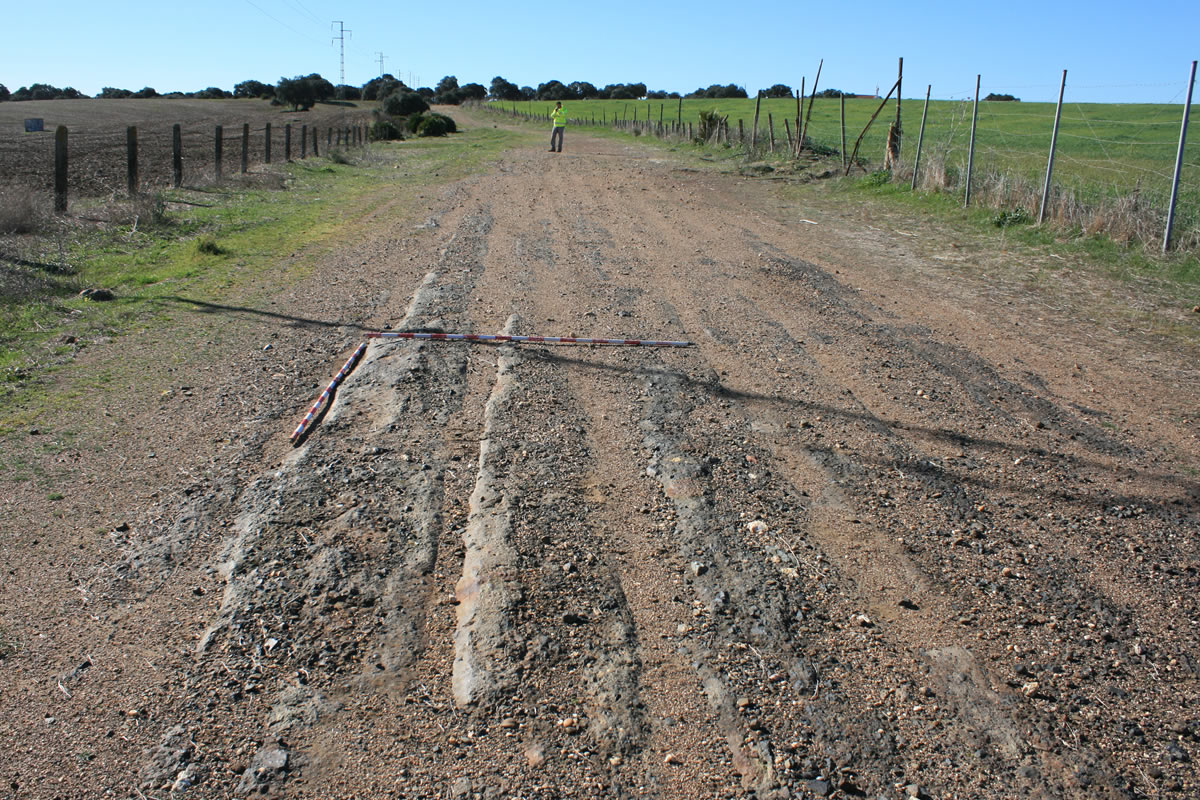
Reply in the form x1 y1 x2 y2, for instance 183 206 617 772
551 107 566 127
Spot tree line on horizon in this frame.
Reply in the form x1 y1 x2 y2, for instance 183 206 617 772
0 74 855 108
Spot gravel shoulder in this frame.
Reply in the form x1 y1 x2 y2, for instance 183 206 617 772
2 109 1199 800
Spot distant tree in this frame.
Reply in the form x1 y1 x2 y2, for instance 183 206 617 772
133 87 158 98
536 80 569 100
603 83 635 100
382 90 429 116
815 88 844 98
0 84 8 102
14 83 62 101
567 81 598 99
275 74 333 110
415 87 434 99
762 84 792 98
363 75 407 101
234 80 274 99
434 75 459 96
99 87 133 99
520 86 535 100
462 83 487 100
194 86 232 99
60 87 84 99
489 76 522 101
336 84 362 100
984 93 1020 102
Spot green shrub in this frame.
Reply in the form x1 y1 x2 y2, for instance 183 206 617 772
371 118 404 140
862 170 892 188
383 90 429 117
195 237 225 256
994 207 1032 227
420 113 456 136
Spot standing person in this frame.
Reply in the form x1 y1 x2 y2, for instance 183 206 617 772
550 101 566 152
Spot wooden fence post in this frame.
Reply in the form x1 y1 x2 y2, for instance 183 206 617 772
241 123 250 174
126 126 138 196
285 124 292 161
215 125 223 181
265 122 272 164
54 125 68 214
768 113 775 152
301 123 307 159
172 124 182 188
327 128 332 149
312 125 319 157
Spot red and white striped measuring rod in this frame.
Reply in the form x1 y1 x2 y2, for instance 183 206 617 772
290 341 368 443
366 331 694 347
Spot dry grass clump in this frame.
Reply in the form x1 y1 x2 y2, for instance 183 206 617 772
0 189 47 235
906 153 1186 252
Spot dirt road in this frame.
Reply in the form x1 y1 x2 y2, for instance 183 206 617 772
3 114 1199 799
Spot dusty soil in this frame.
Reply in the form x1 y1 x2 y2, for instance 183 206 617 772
2 108 1200 800
0 98 373 197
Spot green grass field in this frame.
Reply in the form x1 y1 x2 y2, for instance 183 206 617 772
491 96 1199 231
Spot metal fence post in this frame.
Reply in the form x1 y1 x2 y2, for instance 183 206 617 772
1039 70 1068 224
964 75 981 208
911 85 931 191
1164 60 1197 253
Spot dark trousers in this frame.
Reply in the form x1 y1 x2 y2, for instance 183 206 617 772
550 126 564 152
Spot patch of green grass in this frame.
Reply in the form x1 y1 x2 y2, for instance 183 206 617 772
46 491 64 501
0 124 521 433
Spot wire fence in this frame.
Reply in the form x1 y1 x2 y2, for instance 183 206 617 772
0 116 373 206
481 68 1199 252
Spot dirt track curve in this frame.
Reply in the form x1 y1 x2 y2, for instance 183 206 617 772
3 114 1200 800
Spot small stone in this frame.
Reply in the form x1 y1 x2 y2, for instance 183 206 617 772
524 743 545 767
499 718 518 729
689 561 707 577
855 614 874 628
609 754 623 766
663 752 683 765
1001 566 1016 578
746 520 768 535
1021 681 1040 697
806 779 831 797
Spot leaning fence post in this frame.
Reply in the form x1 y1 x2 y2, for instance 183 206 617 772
214 125 223 181
911 85 931 191
1039 70 1067 224
1164 60 1197 253
126 126 138 196
172 124 182 188
840 95 847 171
241 123 250 174
964 75 980 208
751 91 762 151
54 125 68 214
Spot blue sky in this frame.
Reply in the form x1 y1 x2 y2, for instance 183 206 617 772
3 0 1198 104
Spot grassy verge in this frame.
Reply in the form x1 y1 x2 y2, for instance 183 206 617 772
0 125 520 431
